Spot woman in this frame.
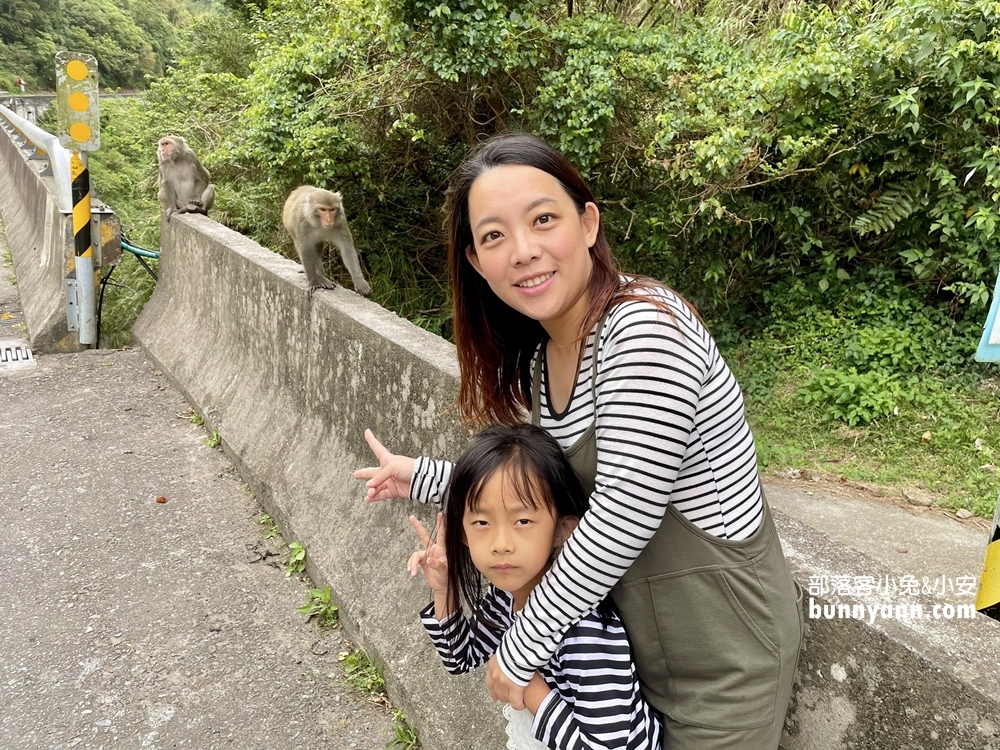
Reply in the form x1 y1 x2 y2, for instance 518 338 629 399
355 131 803 749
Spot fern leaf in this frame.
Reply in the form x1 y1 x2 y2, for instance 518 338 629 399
852 182 922 236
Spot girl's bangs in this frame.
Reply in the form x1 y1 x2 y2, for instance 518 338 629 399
465 453 551 514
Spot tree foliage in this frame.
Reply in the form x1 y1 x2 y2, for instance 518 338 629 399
0 0 196 90
95 0 1000 405
80 0 1000 512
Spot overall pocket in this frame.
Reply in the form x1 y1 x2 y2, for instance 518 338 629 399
615 564 781 731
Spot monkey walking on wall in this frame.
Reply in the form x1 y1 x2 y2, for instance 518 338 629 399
157 135 216 222
282 186 372 299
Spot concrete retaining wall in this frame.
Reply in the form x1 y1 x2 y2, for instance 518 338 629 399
133 215 503 749
776 507 1000 749
133 215 1000 750
0 124 79 352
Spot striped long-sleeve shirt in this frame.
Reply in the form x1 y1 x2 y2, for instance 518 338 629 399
411 284 764 684
420 586 662 750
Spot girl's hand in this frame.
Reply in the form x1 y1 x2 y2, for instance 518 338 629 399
353 429 416 502
523 673 553 715
408 512 448 593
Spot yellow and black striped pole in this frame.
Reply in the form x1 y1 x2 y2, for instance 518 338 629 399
70 152 91 257
56 51 100 347
976 503 1000 621
69 151 96 344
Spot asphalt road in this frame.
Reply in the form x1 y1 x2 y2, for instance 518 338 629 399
0 345 397 749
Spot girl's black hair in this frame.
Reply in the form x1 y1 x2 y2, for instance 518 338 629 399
442 423 612 623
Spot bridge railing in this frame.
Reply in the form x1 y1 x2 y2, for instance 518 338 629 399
0 102 73 211
0 92 57 126
0 103 119 352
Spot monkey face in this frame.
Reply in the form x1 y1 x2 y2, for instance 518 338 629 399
157 136 186 163
303 191 343 230
316 205 338 228
465 164 600 337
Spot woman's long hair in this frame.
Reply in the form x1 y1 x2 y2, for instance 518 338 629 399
442 424 589 621
446 131 680 427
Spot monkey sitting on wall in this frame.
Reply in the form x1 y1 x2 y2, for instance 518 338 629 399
282 186 372 298
157 135 216 221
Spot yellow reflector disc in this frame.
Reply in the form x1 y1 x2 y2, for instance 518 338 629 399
69 92 90 112
69 122 92 142
66 60 89 81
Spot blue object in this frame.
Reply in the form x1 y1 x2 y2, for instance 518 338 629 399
121 239 160 259
976 271 1000 362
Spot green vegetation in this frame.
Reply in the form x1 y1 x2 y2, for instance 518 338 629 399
257 513 281 540
340 648 386 695
731 315 1000 516
388 710 420 750
250 513 406 740
76 0 1000 517
0 0 203 91
285 540 307 577
203 428 221 448
298 584 340 627
338 644 420 747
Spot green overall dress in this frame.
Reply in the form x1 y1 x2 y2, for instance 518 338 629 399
531 315 804 750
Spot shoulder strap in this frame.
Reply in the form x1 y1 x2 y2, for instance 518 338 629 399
530 340 544 424
531 307 613 424
589 311 609 408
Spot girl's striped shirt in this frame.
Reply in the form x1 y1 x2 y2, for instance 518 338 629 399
421 586 662 750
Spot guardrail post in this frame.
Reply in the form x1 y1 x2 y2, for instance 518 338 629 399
56 51 101 348
69 151 96 345
1 67 117 351
976 503 1000 621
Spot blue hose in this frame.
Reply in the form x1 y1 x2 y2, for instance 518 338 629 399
121 238 160 259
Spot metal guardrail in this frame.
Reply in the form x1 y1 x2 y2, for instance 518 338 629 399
0 103 74 213
0 101 121 348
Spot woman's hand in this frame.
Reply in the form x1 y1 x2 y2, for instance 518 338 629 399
407 513 448 593
486 654 527 710
353 429 415 502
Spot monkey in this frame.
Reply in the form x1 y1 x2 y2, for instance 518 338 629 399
282 186 372 299
157 135 216 221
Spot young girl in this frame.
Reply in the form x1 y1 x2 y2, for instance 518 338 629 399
409 424 662 750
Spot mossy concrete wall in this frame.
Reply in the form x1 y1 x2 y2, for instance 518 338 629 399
132 215 500 749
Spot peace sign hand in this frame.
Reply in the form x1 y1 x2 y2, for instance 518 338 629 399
407 512 448 595
353 429 416 502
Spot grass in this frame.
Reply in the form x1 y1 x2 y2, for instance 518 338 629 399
337 647 421 748
257 513 281 539
339 648 387 695
388 710 420 750
731 359 1000 519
